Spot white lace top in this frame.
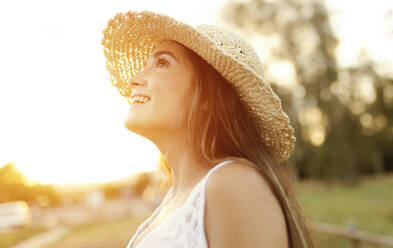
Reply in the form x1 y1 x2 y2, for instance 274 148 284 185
126 159 236 248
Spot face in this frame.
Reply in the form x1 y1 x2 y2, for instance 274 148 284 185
124 40 195 141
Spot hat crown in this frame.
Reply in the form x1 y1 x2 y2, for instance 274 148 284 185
196 24 265 77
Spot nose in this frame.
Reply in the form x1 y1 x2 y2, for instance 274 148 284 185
128 75 145 91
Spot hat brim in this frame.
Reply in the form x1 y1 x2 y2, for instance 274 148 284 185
102 11 239 97
101 10 296 163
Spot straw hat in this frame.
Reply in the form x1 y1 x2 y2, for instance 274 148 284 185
101 10 296 163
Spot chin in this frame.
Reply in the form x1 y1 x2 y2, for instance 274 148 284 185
124 116 142 133
124 116 156 140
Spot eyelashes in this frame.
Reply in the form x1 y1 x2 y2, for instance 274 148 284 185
143 57 169 68
155 58 169 68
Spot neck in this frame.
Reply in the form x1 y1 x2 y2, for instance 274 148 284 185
152 133 211 198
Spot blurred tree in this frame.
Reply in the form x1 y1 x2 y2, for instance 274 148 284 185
222 0 393 185
132 172 152 198
101 183 121 199
0 162 61 205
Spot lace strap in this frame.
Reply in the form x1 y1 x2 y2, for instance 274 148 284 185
126 189 173 248
126 159 236 248
197 159 236 247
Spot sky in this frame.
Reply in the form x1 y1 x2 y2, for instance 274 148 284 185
0 0 392 184
325 0 393 71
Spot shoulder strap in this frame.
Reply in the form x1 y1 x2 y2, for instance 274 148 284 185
204 160 236 183
164 159 237 201
197 159 236 246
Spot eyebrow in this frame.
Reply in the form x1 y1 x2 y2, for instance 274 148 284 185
150 50 180 64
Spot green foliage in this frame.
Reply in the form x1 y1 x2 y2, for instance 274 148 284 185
221 0 393 184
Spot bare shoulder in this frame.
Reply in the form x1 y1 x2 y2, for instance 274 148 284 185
204 161 289 248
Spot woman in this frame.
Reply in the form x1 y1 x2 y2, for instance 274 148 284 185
102 10 317 248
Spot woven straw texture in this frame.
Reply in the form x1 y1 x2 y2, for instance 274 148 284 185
101 10 296 163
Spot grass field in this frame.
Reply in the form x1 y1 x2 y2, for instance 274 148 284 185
297 173 393 247
2 173 393 248
41 217 145 248
0 226 47 248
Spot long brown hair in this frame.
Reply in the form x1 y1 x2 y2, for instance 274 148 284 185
157 41 319 248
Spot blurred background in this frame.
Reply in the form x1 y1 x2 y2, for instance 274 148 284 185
0 0 392 247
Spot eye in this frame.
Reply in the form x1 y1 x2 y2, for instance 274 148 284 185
155 57 169 68
143 57 170 69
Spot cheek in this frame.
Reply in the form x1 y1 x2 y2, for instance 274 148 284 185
154 80 192 118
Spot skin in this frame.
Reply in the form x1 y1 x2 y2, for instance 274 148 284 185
205 163 289 248
125 40 288 248
125 39 212 202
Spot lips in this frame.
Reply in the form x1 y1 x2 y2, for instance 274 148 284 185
128 94 151 106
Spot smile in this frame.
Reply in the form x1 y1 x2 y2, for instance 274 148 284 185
129 95 151 105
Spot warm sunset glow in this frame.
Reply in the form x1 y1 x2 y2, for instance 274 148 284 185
0 0 391 184
0 0 227 184
267 60 297 87
298 107 327 146
308 126 326 147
